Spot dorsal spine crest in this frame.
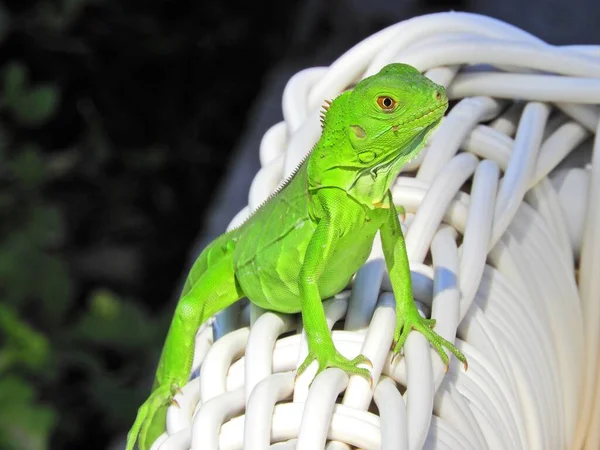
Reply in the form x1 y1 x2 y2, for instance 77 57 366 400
320 99 332 128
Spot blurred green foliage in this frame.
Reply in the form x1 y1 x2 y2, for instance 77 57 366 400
0 59 60 450
0 61 164 449
0 0 301 448
3 62 59 127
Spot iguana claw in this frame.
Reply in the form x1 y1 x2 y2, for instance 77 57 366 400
295 345 373 385
126 382 180 450
392 306 467 371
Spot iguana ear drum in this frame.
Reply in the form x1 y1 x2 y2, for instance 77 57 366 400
350 125 366 139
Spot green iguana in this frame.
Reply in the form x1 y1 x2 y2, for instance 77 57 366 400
126 63 467 450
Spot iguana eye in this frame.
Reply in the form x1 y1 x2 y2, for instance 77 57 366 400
377 96 396 111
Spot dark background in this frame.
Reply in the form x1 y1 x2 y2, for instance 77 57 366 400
0 0 597 449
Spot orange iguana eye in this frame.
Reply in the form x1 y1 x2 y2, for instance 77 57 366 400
377 96 396 111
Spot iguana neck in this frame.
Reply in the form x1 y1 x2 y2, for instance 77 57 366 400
308 92 405 209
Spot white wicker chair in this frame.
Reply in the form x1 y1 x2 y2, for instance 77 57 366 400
151 12 600 450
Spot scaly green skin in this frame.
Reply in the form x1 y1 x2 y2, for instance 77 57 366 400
126 63 467 450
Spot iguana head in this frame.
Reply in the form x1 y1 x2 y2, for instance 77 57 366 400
310 63 448 207
346 63 448 173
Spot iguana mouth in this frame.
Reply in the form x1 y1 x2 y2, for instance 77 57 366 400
394 101 448 129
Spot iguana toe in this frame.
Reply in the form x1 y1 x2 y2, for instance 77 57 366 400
296 346 373 384
392 308 467 371
126 383 179 450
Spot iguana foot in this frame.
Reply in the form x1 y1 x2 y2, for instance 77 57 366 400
126 382 179 450
296 345 373 384
392 306 468 371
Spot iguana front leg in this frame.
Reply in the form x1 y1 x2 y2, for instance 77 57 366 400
380 191 467 370
296 189 372 380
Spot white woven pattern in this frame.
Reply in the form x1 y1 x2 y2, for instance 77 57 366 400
151 12 600 450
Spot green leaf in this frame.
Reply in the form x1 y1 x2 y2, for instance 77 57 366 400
72 289 158 350
33 254 72 326
9 145 45 190
0 233 72 323
12 85 60 127
0 303 50 373
26 204 65 247
3 62 27 107
86 369 141 426
90 288 121 319
0 377 55 450
0 233 39 306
